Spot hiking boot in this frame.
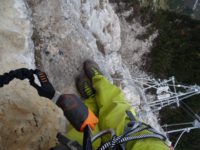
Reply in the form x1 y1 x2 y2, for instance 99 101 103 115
84 60 103 80
76 73 95 99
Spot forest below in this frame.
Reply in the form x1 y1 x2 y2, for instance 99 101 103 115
113 0 200 149
145 9 200 150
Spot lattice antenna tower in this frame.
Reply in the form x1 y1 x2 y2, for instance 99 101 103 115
131 76 200 112
130 76 200 148
113 75 200 147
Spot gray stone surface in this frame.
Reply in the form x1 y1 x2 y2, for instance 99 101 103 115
0 0 122 149
0 0 66 149
28 0 121 94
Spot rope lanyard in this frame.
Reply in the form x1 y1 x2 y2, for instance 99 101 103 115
95 111 169 150
0 68 35 88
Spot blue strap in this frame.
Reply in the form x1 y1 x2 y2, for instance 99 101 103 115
83 125 93 150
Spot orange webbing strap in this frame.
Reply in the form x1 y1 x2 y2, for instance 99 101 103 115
80 109 99 132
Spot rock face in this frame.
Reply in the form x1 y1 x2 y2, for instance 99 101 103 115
114 4 157 77
0 83 66 150
27 0 140 114
28 0 121 93
0 0 66 150
0 0 33 70
0 0 123 149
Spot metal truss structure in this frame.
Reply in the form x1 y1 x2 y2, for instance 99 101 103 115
131 76 200 111
129 76 200 148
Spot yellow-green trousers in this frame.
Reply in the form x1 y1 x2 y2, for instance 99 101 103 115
66 75 169 150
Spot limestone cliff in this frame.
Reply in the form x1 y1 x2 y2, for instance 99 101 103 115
28 0 121 93
0 0 66 149
0 0 122 149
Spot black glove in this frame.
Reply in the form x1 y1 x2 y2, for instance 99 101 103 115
56 94 89 131
30 69 55 99
56 94 98 132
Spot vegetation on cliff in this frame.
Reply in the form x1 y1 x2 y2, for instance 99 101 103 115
113 0 200 149
129 5 200 150
145 10 200 150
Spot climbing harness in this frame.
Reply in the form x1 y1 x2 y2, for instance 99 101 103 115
91 110 170 150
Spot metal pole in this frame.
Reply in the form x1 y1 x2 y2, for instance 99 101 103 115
166 126 198 134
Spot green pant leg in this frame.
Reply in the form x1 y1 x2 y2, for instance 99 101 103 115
84 97 99 116
92 75 169 150
65 97 101 149
92 75 136 136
